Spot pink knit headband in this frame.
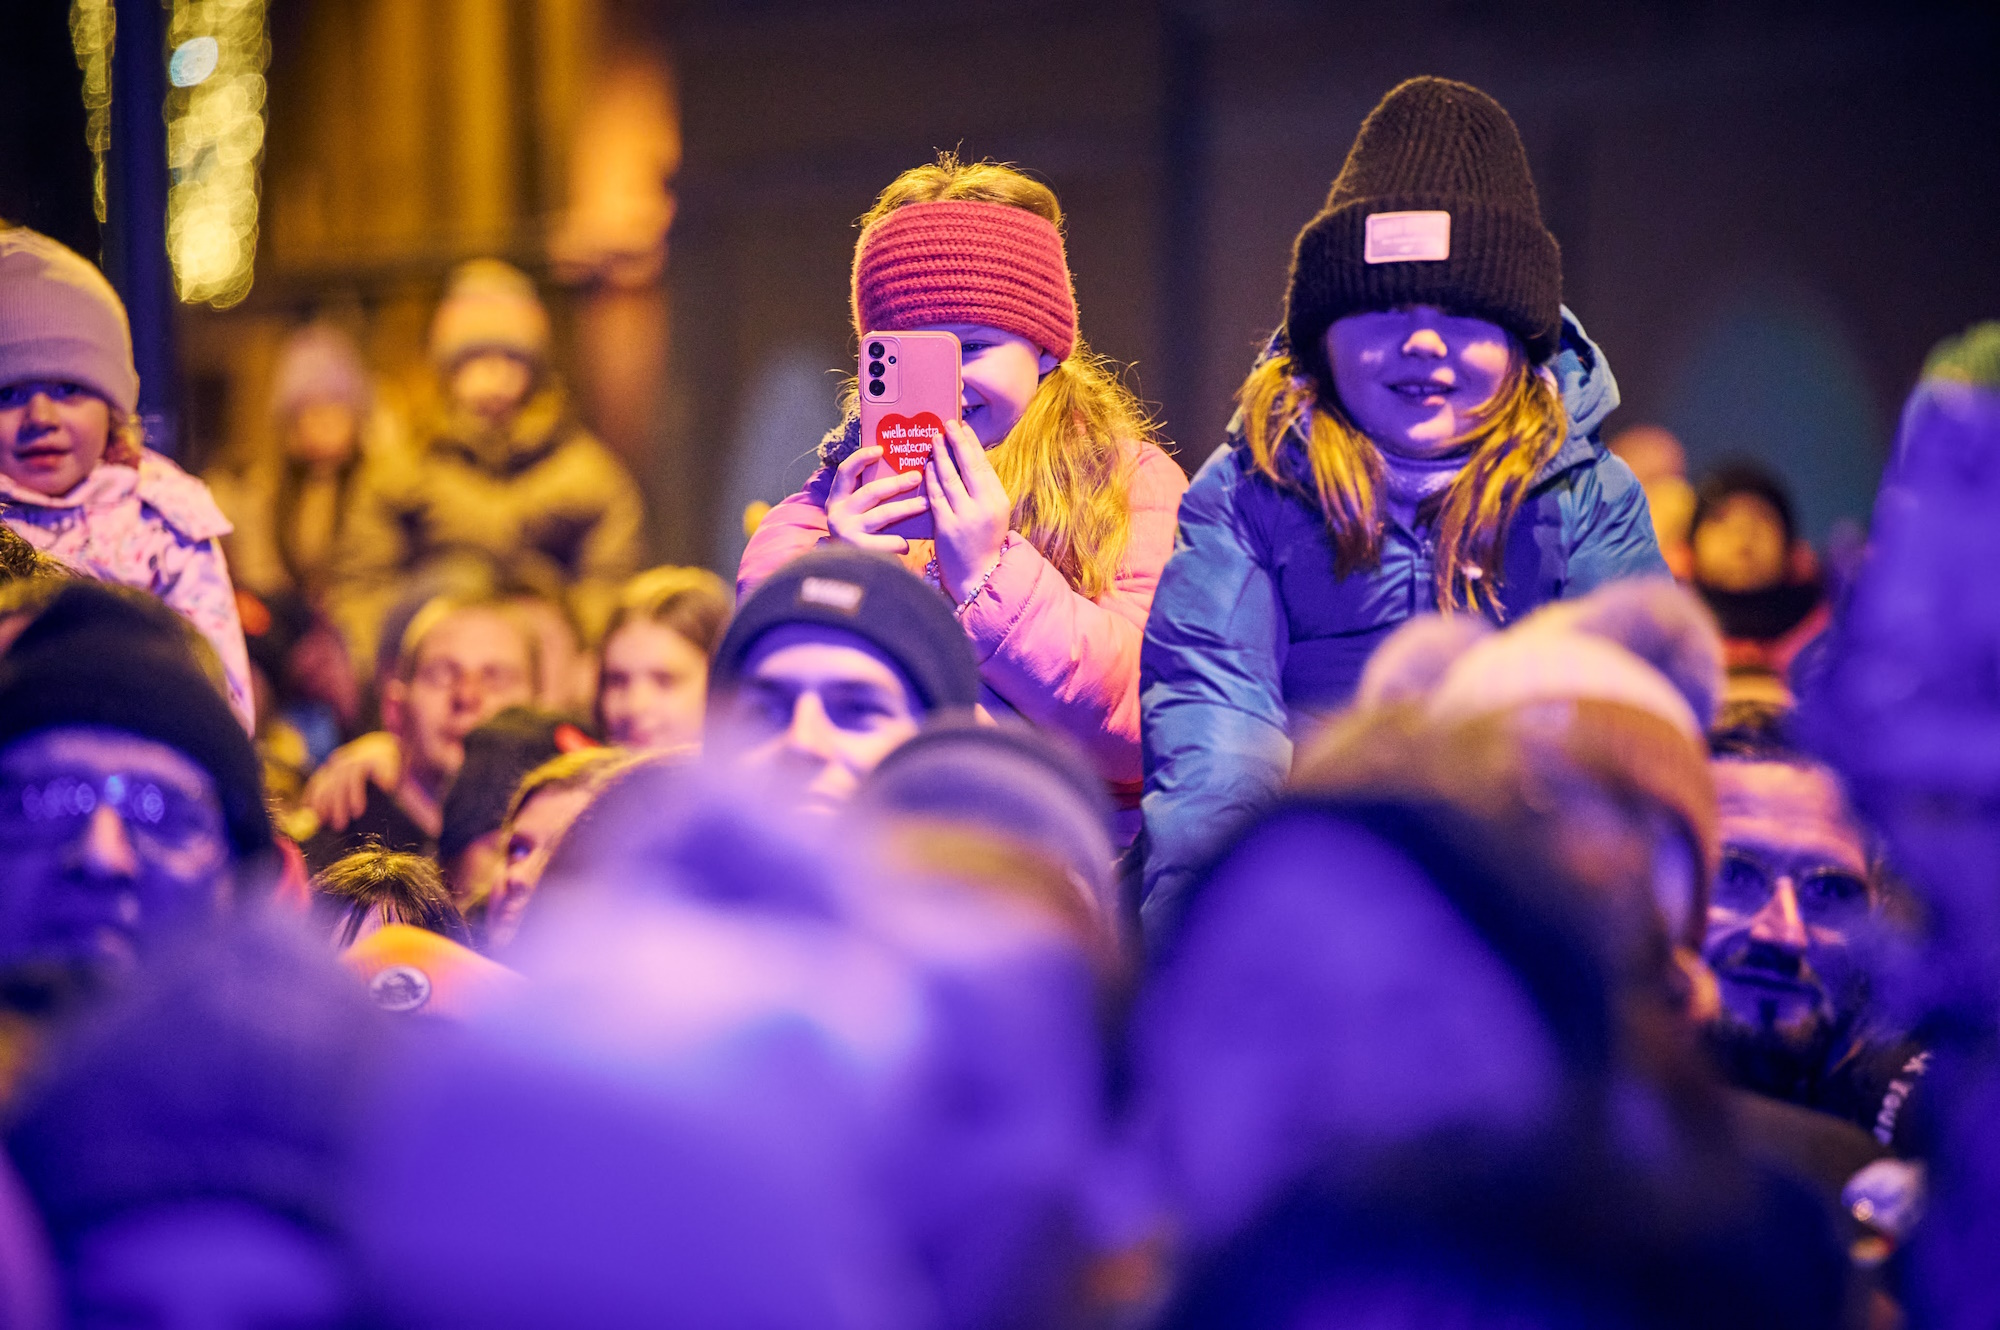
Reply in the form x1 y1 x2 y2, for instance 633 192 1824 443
852 199 1077 361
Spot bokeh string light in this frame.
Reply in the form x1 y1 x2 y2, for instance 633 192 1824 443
164 0 269 308
68 0 114 226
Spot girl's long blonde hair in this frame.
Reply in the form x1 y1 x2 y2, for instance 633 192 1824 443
1237 348 1567 615
850 155 1155 599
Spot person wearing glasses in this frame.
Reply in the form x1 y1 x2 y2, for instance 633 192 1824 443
300 596 537 873
0 583 275 1038
1704 702 1929 1152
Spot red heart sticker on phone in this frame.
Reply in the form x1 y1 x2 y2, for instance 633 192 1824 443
875 413 944 474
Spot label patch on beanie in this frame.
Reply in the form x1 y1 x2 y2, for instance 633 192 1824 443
799 577 865 614
1365 211 1452 264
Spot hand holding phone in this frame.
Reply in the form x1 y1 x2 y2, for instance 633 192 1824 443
855 330 961 541
924 417 1012 603
826 447 926 552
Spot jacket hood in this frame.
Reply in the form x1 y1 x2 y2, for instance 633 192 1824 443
1551 306 1618 444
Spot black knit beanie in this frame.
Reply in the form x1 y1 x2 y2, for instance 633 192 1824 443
710 548 979 715
1286 76 1563 388
437 706 574 862
0 628 273 862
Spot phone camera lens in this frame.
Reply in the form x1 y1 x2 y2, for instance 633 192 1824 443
868 378 886 396
868 341 884 358
887 356 896 364
867 360 884 377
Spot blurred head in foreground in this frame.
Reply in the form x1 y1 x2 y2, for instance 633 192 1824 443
312 847 470 950
9 919 380 1330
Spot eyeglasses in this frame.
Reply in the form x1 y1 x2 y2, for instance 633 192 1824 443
1712 848 1873 928
0 771 223 853
411 660 529 694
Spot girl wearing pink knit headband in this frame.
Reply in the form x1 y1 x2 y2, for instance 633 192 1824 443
736 157 1187 835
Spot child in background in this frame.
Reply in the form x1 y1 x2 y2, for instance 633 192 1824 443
0 228 253 729
1139 78 1665 932
738 156 1186 837
1687 463 1830 696
207 321 377 602
596 565 731 752
331 260 643 669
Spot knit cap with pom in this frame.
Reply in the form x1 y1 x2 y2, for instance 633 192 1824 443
428 259 551 369
1356 579 1726 945
0 228 138 414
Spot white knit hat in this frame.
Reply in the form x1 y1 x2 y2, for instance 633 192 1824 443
0 228 138 414
428 259 550 368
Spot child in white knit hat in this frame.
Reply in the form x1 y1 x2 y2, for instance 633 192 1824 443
0 227 253 730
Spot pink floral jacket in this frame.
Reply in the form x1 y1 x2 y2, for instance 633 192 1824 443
0 450 255 731
738 438 1188 822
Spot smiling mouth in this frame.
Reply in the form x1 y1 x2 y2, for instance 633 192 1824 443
1388 381 1456 401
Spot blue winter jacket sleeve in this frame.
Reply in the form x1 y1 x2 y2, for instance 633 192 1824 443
1138 444 1292 938
1562 450 1669 591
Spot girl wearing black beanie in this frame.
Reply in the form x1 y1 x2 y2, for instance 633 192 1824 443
1139 78 1667 935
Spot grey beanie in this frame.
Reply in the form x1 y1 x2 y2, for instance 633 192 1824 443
0 228 138 414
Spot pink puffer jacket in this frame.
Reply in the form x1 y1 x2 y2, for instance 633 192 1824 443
0 450 254 732
738 438 1187 807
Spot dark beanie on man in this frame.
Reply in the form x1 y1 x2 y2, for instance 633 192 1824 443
710 548 980 714
1286 76 1563 389
0 590 271 861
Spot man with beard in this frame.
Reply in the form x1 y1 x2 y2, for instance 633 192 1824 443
1703 702 1929 1151
0 584 276 1100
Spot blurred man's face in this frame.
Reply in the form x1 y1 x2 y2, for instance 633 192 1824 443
716 625 921 818
1704 760 1875 1066
70 1200 350 1330
449 352 534 425
0 728 231 978
386 610 535 792
1692 494 1788 593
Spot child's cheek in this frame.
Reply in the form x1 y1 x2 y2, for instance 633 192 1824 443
1459 341 1513 407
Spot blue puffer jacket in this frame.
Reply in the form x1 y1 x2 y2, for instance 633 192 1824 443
1139 309 1665 935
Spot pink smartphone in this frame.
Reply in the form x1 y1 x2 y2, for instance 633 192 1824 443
858 329 961 541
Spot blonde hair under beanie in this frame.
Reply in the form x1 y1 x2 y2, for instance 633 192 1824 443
0 229 138 415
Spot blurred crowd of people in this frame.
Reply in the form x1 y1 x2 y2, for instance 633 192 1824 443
0 73 1993 1329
